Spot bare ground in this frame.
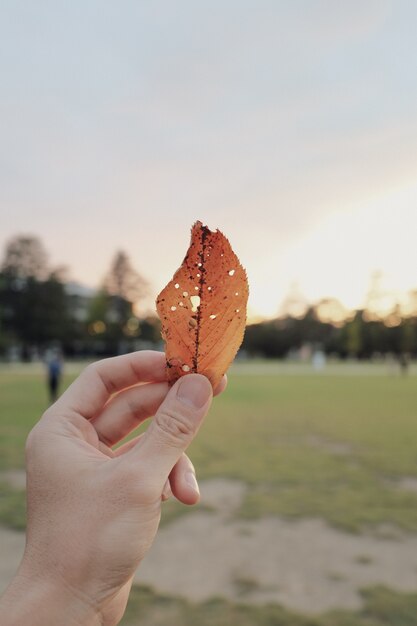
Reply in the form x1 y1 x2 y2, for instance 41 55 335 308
1 475 417 615
138 479 417 614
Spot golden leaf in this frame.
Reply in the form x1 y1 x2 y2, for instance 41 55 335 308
156 221 249 388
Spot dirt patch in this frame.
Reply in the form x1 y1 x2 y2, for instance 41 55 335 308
2 478 417 615
137 479 417 614
395 476 417 494
0 470 26 490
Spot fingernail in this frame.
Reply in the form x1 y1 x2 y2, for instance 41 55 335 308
185 471 200 495
177 375 211 409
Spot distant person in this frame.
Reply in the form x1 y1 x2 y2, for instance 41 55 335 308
0 350 226 625
398 352 410 377
45 348 63 402
312 349 326 372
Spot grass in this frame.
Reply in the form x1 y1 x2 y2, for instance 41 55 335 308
0 482 26 530
0 371 49 471
120 584 417 626
2 361 417 624
1 363 417 532
190 371 417 532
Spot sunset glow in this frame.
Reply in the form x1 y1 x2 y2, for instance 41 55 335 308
1 2 416 323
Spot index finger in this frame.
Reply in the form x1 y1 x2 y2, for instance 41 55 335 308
54 350 167 419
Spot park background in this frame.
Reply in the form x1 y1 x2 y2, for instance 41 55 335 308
2 2 417 624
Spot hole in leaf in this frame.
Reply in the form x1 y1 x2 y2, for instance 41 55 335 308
179 302 184 306
182 364 190 372
183 291 188 297
194 286 199 291
208 286 212 291
190 295 201 312
197 262 202 267
171 306 177 311
235 292 239 296
236 309 240 313
174 283 180 289
209 314 217 320
197 273 201 278
228 269 235 276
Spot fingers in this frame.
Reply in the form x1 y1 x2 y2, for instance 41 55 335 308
169 454 200 505
116 437 200 505
91 382 169 447
124 374 212 495
55 351 166 419
91 374 226 447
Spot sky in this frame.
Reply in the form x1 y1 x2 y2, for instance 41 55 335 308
1 0 417 320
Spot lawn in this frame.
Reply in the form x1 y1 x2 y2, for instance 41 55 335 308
1 361 417 532
121 584 417 626
1 360 417 624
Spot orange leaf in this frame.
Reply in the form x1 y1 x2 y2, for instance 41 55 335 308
156 221 249 388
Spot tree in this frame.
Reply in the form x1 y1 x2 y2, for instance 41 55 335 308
0 236 72 357
1 235 48 281
104 251 148 304
341 311 364 357
314 298 349 327
279 282 308 319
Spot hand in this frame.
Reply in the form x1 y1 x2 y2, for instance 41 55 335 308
1 351 225 626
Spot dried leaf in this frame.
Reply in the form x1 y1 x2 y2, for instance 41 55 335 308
156 221 249 388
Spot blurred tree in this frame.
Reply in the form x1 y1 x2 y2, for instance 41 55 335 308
0 236 72 358
405 289 417 318
0 272 71 358
1 235 48 281
104 251 148 305
279 281 308 319
86 288 144 356
139 317 161 344
315 298 349 327
400 320 415 354
342 311 363 357
98 251 149 354
87 290 109 326
361 320 385 356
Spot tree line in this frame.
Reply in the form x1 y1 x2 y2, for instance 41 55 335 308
243 306 416 359
0 235 160 359
0 235 415 361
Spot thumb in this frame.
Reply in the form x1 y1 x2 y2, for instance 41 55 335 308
127 374 212 494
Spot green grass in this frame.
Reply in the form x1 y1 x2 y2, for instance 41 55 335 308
189 372 417 532
0 371 51 470
0 482 26 530
1 365 417 532
120 585 417 626
2 362 417 624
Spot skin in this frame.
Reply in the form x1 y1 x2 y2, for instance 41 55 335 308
0 350 226 626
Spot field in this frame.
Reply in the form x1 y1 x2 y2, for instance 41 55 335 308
1 359 417 624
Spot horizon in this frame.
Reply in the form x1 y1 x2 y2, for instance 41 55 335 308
2 232 411 326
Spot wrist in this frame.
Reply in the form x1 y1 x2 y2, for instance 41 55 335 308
1 560 103 626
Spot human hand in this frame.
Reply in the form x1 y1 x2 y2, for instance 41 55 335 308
2 351 225 626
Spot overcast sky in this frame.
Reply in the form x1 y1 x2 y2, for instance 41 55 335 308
1 1 417 319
